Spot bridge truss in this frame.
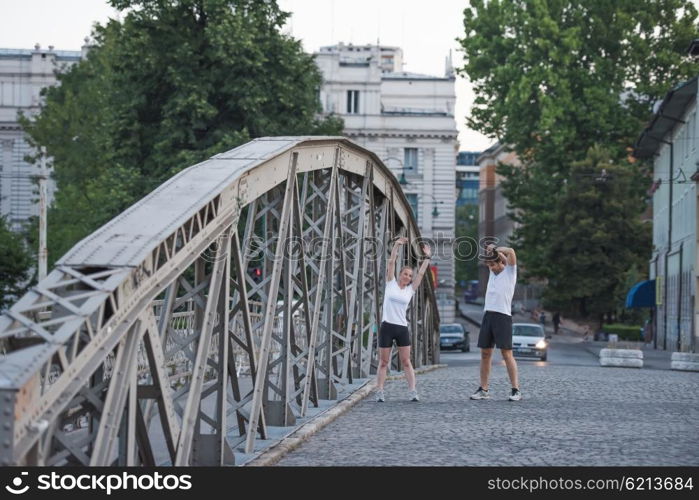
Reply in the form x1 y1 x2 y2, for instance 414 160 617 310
0 137 439 466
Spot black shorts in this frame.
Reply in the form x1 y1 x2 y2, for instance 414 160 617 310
477 311 513 349
378 321 411 348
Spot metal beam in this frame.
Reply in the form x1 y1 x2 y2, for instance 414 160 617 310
244 153 298 453
301 150 339 415
175 235 230 465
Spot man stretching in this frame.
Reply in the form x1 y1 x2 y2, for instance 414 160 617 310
470 244 521 401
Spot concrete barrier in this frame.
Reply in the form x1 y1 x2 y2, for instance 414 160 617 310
599 348 643 368
671 352 699 372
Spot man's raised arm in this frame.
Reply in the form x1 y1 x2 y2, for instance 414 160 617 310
496 246 517 266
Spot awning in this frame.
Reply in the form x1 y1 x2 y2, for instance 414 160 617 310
625 279 656 308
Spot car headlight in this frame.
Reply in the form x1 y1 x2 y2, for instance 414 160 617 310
535 340 547 349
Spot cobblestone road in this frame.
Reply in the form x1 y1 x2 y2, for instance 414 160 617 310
275 363 699 466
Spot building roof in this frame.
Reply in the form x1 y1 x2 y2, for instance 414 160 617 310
633 76 698 159
688 39 699 57
476 141 504 164
318 43 401 52
0 48 81 61
383 71 451 81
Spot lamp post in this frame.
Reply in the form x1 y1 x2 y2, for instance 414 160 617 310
381 156 410 185
38 147 48 282
424 194 445 217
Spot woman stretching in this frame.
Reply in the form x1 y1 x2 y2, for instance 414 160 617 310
375 236 432 402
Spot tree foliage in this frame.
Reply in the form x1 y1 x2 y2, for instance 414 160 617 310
458 0 698 318
0 216 33 311
460 0 698 165
455 204 479 284
21 0 343 267
543 146 651 320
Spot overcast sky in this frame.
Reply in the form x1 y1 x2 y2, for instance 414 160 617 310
30 1 699 152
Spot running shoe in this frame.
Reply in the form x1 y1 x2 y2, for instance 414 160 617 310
470 386 490 400
375 389 385 402
408 389 419 402
508 388 522 401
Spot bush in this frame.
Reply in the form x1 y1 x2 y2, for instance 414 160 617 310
602 323 642 341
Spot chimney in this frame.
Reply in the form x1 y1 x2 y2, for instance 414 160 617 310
445 49 454 78
81 36 92 59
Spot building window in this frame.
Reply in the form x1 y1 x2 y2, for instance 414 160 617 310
347 90 360 114
381 55 394 71
404 147 417 172
406 193 418 221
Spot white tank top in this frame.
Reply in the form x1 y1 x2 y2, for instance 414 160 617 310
381 279 415 326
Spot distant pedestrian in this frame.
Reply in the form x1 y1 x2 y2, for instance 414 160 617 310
374 237 432 403
642 319 652 344
539 311 546 328
552 312 560 335
470 244 522 402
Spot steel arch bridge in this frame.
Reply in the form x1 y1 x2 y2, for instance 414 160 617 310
0 137 440 466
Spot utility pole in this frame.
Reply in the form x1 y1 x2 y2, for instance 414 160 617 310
38 147 48 282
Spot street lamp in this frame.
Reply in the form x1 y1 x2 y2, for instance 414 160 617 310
382 156 410 185
424 194 444 217
381 156 442 216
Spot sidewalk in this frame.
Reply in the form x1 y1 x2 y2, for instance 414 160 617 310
457 301 583 344
457 301 485 328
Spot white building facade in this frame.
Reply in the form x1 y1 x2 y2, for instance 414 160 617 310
635 76 698 353
314 43 458 322
0 44 84 231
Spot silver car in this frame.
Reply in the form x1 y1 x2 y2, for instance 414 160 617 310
512 323 549 361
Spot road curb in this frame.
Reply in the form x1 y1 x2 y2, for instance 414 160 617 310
244 363 447 466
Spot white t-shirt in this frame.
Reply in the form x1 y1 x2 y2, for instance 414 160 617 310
381 279 415 326
484 265 517 316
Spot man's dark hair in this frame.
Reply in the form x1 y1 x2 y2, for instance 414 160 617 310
484 251 501 262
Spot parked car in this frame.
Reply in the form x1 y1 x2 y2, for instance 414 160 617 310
440 323 470 352
512 323 549 361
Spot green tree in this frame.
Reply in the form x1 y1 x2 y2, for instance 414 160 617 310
543 146 651 323
21 0 343 267
455 204 479 284
458 0 697 318
0 216 33 311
